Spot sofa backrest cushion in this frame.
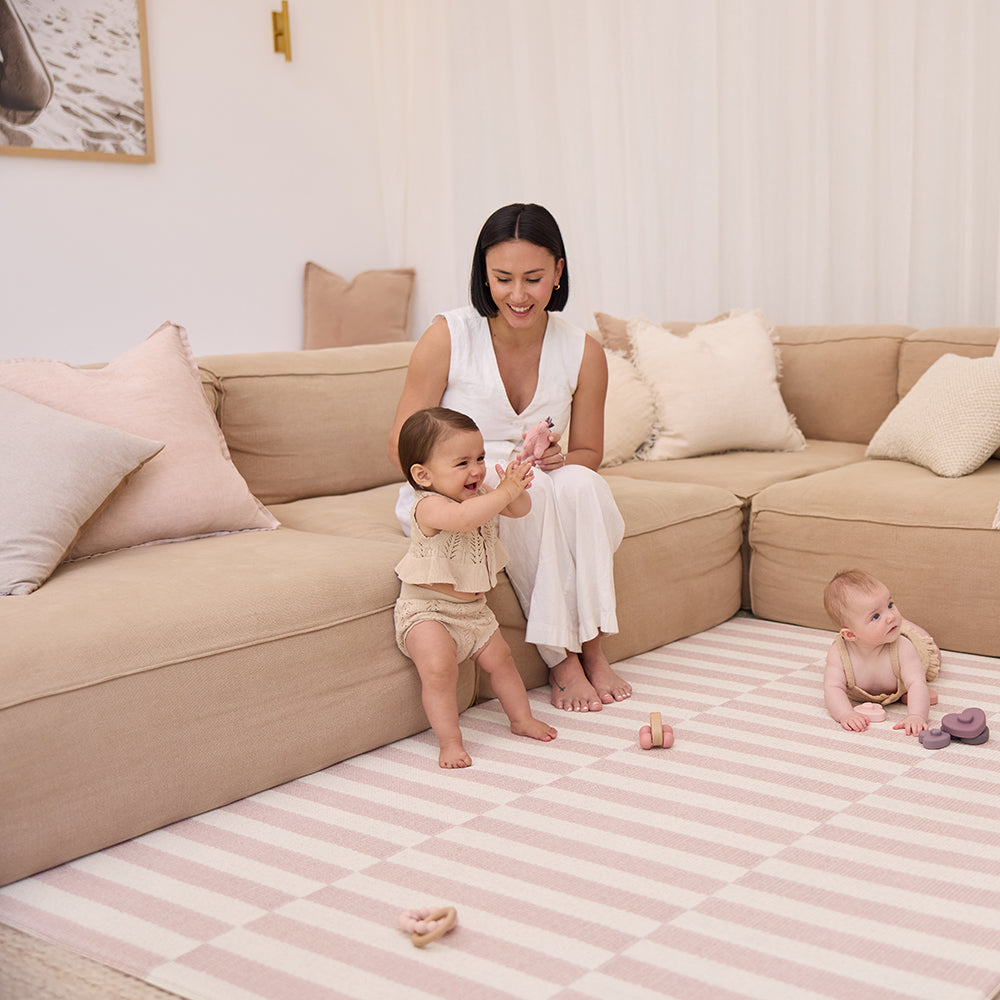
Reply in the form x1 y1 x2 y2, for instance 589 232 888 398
197 342 415 505
770 325 914 443
898 326 1000 396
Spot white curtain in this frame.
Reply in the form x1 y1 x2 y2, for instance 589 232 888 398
369 0 1000 336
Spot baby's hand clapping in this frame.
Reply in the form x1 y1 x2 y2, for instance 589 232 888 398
495 459 534 495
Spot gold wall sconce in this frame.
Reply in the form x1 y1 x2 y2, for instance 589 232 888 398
272 1 292 61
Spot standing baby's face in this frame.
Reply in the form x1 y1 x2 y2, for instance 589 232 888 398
412 428 487 503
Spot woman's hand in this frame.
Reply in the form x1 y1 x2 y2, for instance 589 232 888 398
534 435 567 472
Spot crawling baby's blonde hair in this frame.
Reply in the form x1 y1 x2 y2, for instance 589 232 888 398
823 569 884 628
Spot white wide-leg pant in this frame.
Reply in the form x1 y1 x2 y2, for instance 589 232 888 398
498 466 625 668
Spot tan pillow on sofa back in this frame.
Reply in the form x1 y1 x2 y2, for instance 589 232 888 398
303 263 415 349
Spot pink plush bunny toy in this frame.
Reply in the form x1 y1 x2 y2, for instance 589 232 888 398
516 417 554 465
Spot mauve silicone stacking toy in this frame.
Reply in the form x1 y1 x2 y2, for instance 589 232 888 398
639 712 674 749
940 707 987 741
918 728 951 749
398 906 458 948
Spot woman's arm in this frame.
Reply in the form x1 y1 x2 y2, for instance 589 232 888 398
387 319 451 468
562 334 607 471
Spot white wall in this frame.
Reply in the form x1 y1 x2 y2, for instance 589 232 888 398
1 0 389 362
4 1 999 366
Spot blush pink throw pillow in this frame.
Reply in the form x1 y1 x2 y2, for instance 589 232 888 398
0 322 278 559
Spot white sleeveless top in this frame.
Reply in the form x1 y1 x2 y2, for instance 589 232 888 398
395 305 587 533
438 305 585 470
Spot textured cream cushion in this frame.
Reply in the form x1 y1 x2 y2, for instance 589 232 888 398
1 387 164 595
0 323 278 558
866 353 1000 477
628 311 806 460
303 262 415 349
601 351 656 466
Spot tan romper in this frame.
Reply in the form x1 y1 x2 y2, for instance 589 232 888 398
836 623 941 705
394 489 507 662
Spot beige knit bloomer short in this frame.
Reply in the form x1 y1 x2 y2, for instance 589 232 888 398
394 582 500 663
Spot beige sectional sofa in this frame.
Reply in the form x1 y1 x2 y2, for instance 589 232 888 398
2 321 998 888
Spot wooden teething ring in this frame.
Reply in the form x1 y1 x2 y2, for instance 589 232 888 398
650 712 663 748
410 906 457 948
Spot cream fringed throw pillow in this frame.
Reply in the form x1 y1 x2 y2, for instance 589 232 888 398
601 351 657 466
628 311 805 460
867 353 1000 478
0 323 279 559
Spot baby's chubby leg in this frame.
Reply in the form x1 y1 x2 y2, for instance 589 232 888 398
475 632 557 743
404 621 471 768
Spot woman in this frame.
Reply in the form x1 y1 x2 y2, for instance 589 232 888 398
389 203 631 712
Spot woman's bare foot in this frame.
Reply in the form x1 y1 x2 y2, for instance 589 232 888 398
581 638 632 704
438 738 472 768
511 717 558 741
549 654 603 712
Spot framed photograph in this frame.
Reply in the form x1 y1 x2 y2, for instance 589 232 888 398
0 0 154 162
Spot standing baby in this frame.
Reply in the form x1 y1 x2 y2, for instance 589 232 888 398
394 407 557 767
823 569 941 735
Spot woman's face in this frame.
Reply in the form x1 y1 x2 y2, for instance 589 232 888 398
484 239 564 330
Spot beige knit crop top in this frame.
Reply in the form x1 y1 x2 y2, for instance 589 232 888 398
394 489 509 593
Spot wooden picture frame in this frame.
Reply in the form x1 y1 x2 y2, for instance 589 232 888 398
0 0 154 163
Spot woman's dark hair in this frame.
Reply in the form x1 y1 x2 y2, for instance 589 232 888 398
469 203 569 317
398 407 481 489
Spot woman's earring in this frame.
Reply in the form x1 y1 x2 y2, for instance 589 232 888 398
554 283 560 290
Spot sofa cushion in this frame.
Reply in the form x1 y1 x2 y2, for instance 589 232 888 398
0 388 164 596
303 262 415 349
603 439 868 503
770 324 914 443
897 326 999 396
199 342 414 504
627 311 805 460
0 526 442 885
0 323 278 559
867 353 1000 476
749 459 1000 655
601 476 744 664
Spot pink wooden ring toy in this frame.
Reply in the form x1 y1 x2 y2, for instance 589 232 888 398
639 712 674 749
398 906 458 948
855 702 887 722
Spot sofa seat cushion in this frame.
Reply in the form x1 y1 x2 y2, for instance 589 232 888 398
0 526 452 885
603 439 867 504
749 459 1000 656
1 527 407 713
269 483 408 545
600 477 744 666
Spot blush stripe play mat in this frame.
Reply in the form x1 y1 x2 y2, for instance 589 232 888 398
2 615 1000 1000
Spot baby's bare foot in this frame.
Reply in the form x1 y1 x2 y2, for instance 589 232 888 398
438 739 472 768
549 657 602 712
511 717 557 741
